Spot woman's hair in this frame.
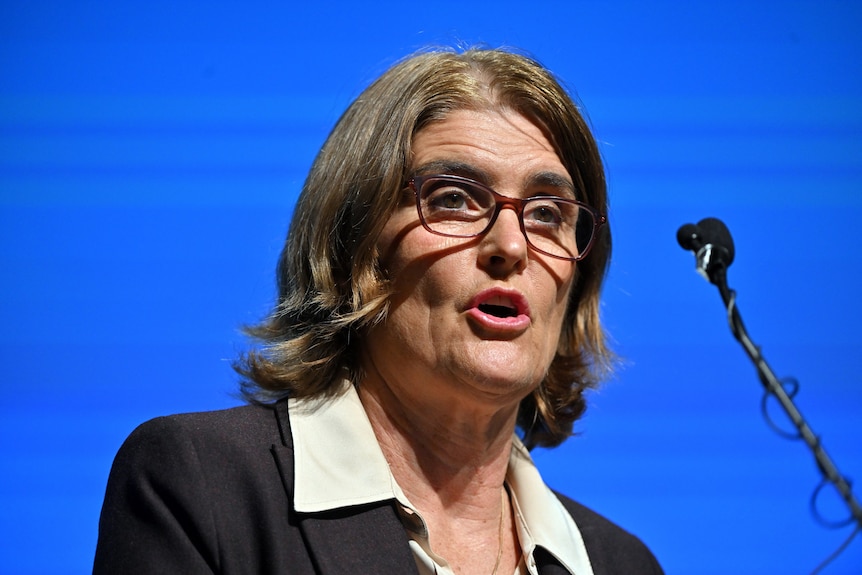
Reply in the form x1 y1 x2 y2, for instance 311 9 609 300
235 47 613 448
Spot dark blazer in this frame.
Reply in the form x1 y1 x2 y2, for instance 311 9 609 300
94 401 663 575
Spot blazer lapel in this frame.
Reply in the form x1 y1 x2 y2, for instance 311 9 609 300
272 441 418 574
270 400 420 575
300 504 420 575
535 546 577 575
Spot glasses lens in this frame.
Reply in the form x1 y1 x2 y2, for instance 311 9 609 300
523 198 594 260
418 177 495 236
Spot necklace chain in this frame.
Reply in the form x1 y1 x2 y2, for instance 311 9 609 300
490 488 505 575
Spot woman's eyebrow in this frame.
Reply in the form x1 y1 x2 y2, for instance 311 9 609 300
527 171 577 199
411 160 490 182
411 161 577 199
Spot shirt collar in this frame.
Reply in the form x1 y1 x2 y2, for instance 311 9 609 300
508 436 594 575
289 380 397 512
289 382 593 574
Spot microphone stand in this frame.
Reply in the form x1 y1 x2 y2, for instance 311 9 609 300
708 263 862 531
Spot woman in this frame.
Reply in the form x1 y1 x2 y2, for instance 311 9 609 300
94 48 663 575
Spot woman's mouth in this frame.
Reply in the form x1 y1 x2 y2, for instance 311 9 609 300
477 294 519 318
467 289 531 333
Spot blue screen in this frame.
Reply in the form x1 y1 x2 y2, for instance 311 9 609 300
1 2 860 573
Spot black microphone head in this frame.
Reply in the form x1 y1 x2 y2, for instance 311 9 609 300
697 217 735 267
676 223 703 252
677 217 736 287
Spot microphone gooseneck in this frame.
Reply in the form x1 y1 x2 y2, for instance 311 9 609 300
675 216 862 569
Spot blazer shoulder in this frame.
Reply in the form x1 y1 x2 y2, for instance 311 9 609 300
108 401 291 500
123 401 286 451
96 401 297 574
555 492 664 575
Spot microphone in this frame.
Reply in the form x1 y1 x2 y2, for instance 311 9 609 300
674 216 862 536
676 217 735 286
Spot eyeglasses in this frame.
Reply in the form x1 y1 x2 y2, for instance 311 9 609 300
407 174 607 262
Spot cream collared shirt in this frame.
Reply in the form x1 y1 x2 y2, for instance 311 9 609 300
289 382 594 575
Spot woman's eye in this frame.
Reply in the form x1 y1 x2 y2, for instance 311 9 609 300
437 192 466 209
527 203 563 224
427 188 470 210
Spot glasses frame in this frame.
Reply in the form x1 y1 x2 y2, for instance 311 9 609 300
407 174 607 262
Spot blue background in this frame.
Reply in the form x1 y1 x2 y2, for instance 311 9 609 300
1 1 860 573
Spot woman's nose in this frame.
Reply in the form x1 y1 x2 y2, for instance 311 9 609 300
477 206 528 273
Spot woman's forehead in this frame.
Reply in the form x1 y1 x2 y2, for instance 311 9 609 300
409 109 573 193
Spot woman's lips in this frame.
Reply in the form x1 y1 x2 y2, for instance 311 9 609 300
465 288 531 333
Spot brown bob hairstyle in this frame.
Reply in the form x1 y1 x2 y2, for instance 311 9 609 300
236 47 613 449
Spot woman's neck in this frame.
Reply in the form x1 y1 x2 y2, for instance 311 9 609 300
356 368 526 575
357 371 518 517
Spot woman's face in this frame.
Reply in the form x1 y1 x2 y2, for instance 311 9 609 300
364 108 578 411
